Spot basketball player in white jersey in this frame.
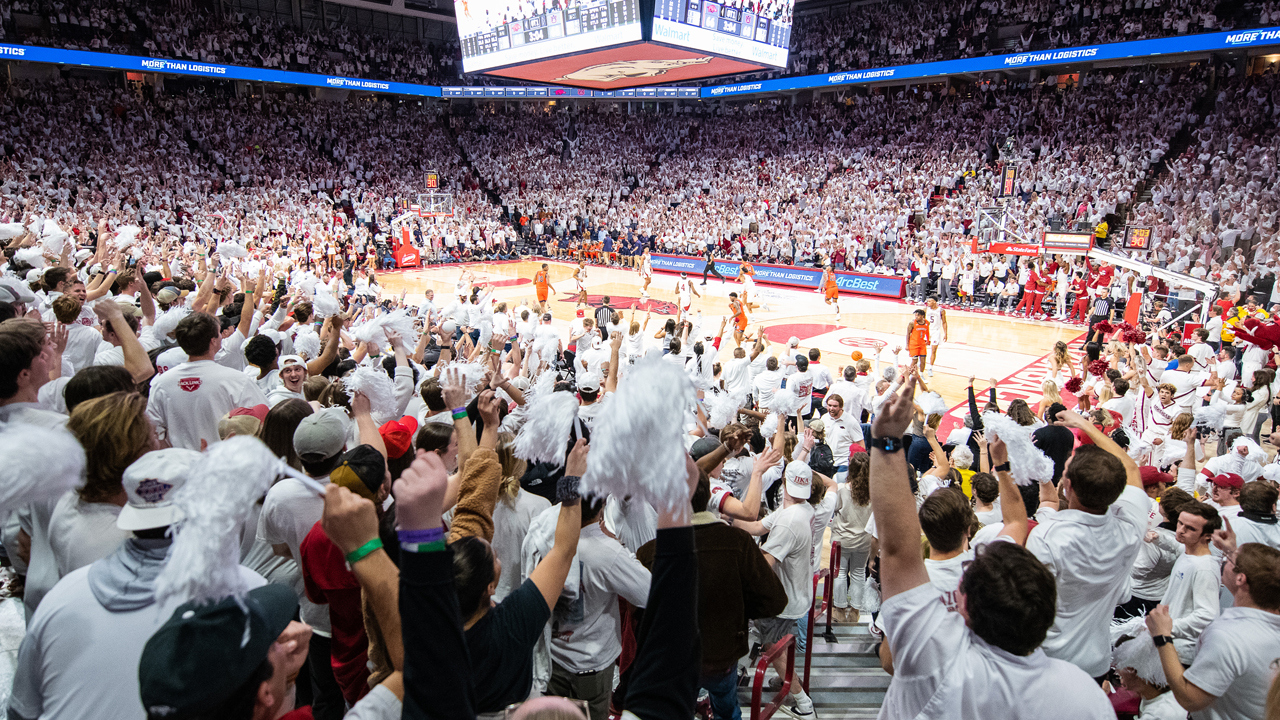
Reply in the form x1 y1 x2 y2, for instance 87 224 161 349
639 249 654 301
925 296 948 377
572 260 588 307
675 272 700 322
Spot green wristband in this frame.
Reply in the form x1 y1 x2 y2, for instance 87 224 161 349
400 539 447 554
344 537 383 566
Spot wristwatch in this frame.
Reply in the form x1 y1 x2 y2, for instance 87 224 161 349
994 462 1012 473
1152 635 1173 648
868 434 904 453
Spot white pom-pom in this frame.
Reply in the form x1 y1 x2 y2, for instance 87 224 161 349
343 365 399 422
0 424 85 509
918 391 949 417
312 291 340 319
581 358 698 512
113 225 142 251
766 388 808 416
1111 616 1166 687
152 307 191 339
981 411 1055 486
452 362 489 396
0 222 25 240
216 241 248 259
513 390 580 466
294 331 321 360
760 413 780 440
706 390 747 430
14 247 44 269
154 436 281 608
532 334 561 368
1193 402 1226 432
40 230 69 256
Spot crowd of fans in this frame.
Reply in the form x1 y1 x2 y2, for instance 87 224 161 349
1 0 461 84
1 43 1280 720
2 0 1276 92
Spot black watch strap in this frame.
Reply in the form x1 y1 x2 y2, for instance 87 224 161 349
994 461 1011 473
869 435 904 453
1152 635 1173 647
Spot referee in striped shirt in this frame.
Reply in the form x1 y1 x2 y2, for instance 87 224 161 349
1086 289 1114 346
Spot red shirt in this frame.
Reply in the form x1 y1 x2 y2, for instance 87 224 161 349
300 522 370 705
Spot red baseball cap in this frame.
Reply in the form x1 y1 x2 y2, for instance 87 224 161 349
230 404 270 424
1139 466 1173 488
379 416 419 459
1211 473 1244 490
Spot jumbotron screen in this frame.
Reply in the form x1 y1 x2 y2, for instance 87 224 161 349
652 0 792 68
458 0 643 73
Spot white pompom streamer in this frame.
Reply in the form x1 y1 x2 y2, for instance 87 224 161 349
343 365 399 423
513 390 580 466
0 425 86 509
1110 616 1166 687
706 390 747 430
0 222 25 240
453 361 489 396
40 230 70 256
216 241 248 260
759 413 780 440
113 225 143 251
154 437 282 608
581 358 698 513
294 331 321 360
1193 402 1226 433
918 391 949 417
312 291 340 319
981 411 1055 486
14 247 44 269
766 388 807 417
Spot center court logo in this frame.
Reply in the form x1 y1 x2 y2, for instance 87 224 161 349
555 57 712 83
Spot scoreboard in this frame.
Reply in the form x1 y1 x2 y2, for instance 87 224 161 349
459 0 642 73
458 0 793 87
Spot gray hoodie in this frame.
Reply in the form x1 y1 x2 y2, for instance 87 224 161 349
87 537 171 612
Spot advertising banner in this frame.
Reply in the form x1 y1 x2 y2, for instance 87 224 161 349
0 43 442 97
649 254 905 298
700 26 1280 97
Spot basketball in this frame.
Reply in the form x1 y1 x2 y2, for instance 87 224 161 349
850 351 863 361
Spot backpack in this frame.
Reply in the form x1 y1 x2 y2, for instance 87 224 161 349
809 442 836 478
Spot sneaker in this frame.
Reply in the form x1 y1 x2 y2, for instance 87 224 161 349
781 693 815 718
927 368 934 377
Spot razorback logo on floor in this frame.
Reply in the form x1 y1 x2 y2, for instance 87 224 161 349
178 377 202 393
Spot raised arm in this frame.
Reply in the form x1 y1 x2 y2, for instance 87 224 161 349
528 441 586 612
988 436 1029 545
869 369 930 600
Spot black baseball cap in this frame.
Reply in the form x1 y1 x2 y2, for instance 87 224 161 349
139 584 298 718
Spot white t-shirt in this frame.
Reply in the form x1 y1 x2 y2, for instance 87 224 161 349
1183 607 1280 720
1026 484 1148 677
549 524 651 673
753 369 783 406
47 493 129 580
258 475 331 634
1162 552 1223 665
879 582 1114 719
760 501 816 619
723 357 752 396
146 359 269 450
924 550 975 612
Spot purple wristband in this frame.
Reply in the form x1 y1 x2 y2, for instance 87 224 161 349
397 527 445 544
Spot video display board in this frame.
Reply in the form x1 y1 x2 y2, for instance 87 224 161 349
652 0 792 67
458 0 643 73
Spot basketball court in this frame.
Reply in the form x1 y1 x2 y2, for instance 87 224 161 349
381 259 1086 425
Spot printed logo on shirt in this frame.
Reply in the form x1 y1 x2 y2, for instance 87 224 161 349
136 478 173 504
178 377 202 393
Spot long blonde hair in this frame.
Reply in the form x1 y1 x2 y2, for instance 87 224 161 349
1041 380 1062 407
497 432 529 505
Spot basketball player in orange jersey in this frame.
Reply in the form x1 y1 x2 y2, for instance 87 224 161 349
729 291 749 347
533 263 555 313
821 264 841 320
906 308 930 373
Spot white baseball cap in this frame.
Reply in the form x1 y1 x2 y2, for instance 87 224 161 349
118 448 202 531
784 460 813 500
